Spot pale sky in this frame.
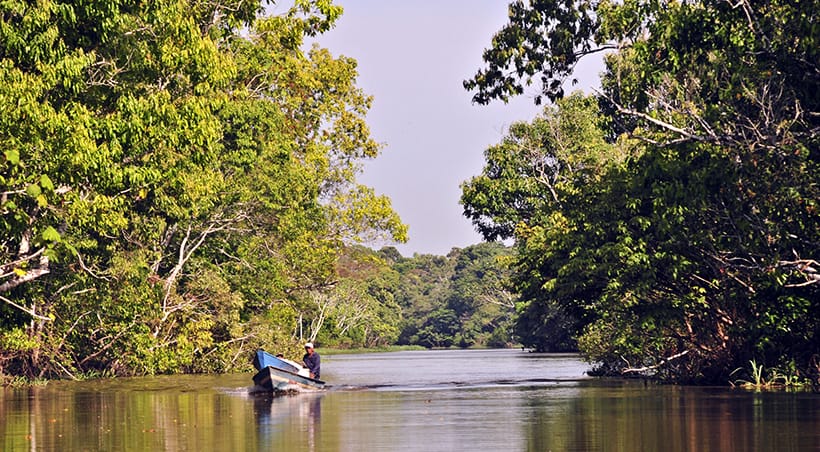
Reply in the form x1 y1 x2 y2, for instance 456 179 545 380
302 1 604 256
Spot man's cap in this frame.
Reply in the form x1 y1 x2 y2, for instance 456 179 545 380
304 342 314 349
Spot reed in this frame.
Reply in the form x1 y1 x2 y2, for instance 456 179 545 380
730 359 809 390
1 375 48 388
731 360 770 389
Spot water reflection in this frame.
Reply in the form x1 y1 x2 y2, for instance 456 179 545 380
1 374 261 451
2 351 819 451
253 392 323 451
520 381 820 452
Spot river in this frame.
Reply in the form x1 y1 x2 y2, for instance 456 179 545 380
2 349 818 451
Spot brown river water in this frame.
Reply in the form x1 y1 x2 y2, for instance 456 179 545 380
2 349 818 451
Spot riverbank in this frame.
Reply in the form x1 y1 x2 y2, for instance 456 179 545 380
320 345 426 356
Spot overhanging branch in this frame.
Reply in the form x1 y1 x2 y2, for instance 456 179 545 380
0 294 52 321
622 350 690 374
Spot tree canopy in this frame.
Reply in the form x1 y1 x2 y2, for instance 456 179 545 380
464 0 818 384
0 0 407 379
390 243 517 349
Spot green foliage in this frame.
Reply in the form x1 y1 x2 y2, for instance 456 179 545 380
301 243 519 351
0 0 408 381
465 0 819 383
464 0 600 104
462 92 631 241
390 243 518 349
462 93 629 352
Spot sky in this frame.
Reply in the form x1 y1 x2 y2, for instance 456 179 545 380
295 1 604 256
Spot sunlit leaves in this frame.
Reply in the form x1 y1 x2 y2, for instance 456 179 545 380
0 0 408 379
466 0 818 382
464 0 601 104
3 150 20 166
39 226 61 243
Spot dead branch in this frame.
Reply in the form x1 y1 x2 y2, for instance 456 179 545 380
0 262 50 294
778 258 820 287
622 349 690 374
0 294 52 321
478 291 517 309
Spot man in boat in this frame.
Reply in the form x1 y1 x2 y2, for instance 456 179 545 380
274 353 311 378
303 342 321 379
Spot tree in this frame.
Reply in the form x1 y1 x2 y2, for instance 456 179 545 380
465 0 819 383
391 253 455 346
445 243 517 347
385 244 519 349
0 0 407 380
463 0 606 105
302 246 402 348
462 93 631 352
462 92 630 240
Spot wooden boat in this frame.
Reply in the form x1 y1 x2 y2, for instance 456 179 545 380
252 349 326 392
253 350 302 374
252 365 326 391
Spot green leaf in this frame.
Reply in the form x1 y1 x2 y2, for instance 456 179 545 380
41 226 61 242
26 184 42 198
4 150 20 165
40 174 55 191
44 247 60 263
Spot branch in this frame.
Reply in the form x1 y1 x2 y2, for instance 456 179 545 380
0 247 46 275
217 247 254 269
478 291 517 309
610 98 706 141
573 44 619 59
778 258 820 287
53 359 78 381
622 349 690 374
71 247 110 280
0 294 52 321
154 211 251 336
78 328 130 367
0 266 50 293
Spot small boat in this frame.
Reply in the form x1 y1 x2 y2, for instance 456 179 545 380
252 349 326 392
252 365 326 392
253 350 302 374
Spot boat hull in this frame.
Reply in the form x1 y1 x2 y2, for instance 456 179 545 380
253 350 301 374
252 366 326 392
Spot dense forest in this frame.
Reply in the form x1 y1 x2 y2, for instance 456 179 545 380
463 0 818 384
318 243 518 350
1 0 817 387
0 0 522 382
0 0 410 380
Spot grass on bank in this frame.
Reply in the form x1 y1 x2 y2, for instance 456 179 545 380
1 375 49 388
730 359 813 391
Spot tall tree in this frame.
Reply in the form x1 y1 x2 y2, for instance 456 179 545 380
445 243 517 348
0 0 406 379
462 93 631 352
465 0 818 383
